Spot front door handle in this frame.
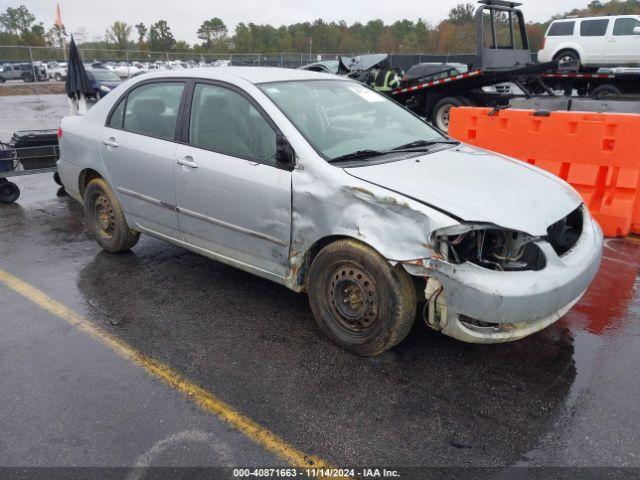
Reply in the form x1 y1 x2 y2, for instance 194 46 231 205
177 156 198 169
102 137 119 148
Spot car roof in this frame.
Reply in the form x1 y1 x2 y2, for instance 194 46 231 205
130 66 342 85
553 14 639 22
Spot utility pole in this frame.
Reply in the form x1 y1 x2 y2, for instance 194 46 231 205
309 38 313 62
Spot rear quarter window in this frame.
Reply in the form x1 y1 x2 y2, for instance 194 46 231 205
580 19 609 37
548 21 575 36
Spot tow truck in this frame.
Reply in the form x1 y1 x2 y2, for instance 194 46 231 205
388 0 559 131
388 1 640 130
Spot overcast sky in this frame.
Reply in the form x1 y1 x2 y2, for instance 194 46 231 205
7 0 591 44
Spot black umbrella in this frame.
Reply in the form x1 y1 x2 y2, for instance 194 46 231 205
65 35 93 101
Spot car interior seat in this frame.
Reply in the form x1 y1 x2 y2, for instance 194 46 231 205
195 95 253 158
128 98 174 138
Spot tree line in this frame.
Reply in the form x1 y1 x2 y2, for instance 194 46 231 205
1 1 640 56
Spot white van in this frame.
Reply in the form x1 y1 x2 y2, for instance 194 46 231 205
538 15 640 69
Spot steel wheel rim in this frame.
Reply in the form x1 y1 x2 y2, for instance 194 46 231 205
437 105 452 131
328 264 380 336
94 194 115 238
559 54 576 65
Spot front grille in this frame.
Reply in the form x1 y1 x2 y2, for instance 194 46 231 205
545 206 584 256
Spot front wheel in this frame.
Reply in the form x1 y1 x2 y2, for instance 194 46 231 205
307 239 417 356
0 179 20 203
83 178 140 252
54 73 62 82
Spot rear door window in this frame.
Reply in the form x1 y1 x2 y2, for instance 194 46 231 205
122 82 185 140
580 19 609 37
548 21 575 36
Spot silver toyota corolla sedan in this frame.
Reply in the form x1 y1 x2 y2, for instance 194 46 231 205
57 67 603 356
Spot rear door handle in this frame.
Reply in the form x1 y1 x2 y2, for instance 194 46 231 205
177 156 198 169
102 137 119 148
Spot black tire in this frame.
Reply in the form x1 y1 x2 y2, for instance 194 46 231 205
432 96 471 133
54 73 62 82
21 73 34 83
0 77 5 83
307 239 417 356
0 180 20 203
591 84 623 98
554 49 580 68
53 172 62 186
83 178 140 253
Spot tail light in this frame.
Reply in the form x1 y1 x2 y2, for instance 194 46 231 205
57 127 63 140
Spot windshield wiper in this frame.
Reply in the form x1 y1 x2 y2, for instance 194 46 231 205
328 150 389 163
390 139 459 152
328 140 459 164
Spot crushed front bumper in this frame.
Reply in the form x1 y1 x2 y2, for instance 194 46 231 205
403 207 604 344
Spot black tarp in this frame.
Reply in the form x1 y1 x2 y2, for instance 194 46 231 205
65 35 93 100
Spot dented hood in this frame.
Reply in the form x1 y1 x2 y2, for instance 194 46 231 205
344 145 582 236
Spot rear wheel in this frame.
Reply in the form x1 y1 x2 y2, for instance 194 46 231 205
307 239 417 356
591 84 623 98
83 178 140 252
432 96 471 133
554 49 580 69
21 73 34 83
0 179 20 203
54 73 62 82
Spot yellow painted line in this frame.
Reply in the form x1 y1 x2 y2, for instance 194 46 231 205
0 268 329 469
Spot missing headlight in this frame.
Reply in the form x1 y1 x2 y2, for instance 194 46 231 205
441 228 546 272
545 206 583 256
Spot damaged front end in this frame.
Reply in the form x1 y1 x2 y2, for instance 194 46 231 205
404 206 603 344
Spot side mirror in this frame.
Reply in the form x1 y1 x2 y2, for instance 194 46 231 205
634 26 640 35
275 134 295 171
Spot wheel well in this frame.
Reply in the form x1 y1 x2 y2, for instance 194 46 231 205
554 48 580 62
78 169 103 198
293 236 349 290
293 235 426 301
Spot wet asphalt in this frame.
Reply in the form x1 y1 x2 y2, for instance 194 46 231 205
1 95 640 472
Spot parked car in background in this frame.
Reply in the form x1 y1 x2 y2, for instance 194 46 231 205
0 62 47 82
57 67 603 355
299 60 340 74
86 68 122 99
47 61 67 82
538 15 640 69
112 62 141 79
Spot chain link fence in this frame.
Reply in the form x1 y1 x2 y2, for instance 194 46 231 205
0 45 351 68
0 45 478 69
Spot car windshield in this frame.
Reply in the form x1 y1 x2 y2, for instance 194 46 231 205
259 80 445 161
90 70 120 82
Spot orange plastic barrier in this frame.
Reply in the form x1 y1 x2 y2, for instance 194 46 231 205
449 107 640 237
